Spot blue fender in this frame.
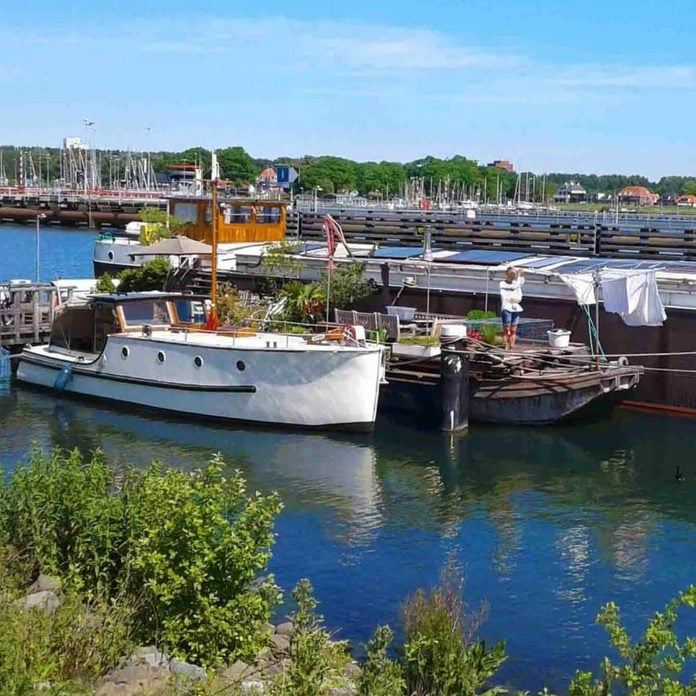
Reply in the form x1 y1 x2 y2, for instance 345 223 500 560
54 366 73 391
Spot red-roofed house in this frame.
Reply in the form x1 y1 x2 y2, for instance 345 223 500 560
257 167 278 192
618 186 659 206
676 194 696 208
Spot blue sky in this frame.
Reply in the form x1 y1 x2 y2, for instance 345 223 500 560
2 0 695 177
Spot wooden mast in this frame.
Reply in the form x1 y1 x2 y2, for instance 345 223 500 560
206 177 219 329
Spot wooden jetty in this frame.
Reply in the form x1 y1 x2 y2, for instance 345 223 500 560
0 283 57 349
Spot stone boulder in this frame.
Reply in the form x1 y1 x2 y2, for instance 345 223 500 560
28 574 62 593
20 590 60 615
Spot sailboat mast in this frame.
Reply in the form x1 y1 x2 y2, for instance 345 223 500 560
210 179 218 313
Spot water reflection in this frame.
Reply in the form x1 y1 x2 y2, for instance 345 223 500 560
3 385 696 691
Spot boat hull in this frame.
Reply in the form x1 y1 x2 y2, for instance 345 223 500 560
17 336 383 431
469 367 641 425
380 365 640 427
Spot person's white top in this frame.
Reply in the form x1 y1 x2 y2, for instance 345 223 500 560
499 277 524 312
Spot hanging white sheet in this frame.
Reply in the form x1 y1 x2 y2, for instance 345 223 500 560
557 270 667 326
600 270 666 327
559 273 597 305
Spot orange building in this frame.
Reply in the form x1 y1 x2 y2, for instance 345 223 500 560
618 186 659 206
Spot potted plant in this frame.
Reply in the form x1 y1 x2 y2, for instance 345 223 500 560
391 334 441 359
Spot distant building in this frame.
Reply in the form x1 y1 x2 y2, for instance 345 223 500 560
63 137 86 150
618 186 658 206
554 181 587 203
676 194 696 208
487 159 514 172
322 192 368 207
163 164 201 193
257 167 278 192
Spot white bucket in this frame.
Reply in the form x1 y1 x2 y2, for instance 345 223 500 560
547 329 571 348
386 306 416 321
351 325 366 342
440 324 467 340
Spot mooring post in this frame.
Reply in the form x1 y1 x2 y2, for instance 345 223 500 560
441 347 469 432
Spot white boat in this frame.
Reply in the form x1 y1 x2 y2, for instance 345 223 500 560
17 292 385 430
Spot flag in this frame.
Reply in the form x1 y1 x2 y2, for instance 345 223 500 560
204 306 219 331
324 215 337 270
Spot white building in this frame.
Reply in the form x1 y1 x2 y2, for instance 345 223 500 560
63 137 87 150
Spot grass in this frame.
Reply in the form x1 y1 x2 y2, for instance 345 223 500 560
556 203 696 216
397 335 440 347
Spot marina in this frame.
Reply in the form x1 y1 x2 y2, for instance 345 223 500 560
5 1 696 691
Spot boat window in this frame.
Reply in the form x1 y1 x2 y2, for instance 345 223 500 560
255 206 281 224
171 299 206 325
120 300 172 327
236 360 246 371
93 303 120 353
49 306 96 353
121 346 129 359
172 202 199 224
194 356 203 368
157 351 166 364
223 205 253 224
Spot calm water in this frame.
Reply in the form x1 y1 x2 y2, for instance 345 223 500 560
2 224 696 691
0 222 95 281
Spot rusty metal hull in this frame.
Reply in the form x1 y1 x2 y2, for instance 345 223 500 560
469 367 642 425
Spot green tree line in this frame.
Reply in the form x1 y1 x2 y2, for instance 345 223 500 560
3 143 696 199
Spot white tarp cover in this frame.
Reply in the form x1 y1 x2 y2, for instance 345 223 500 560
558 269 666 327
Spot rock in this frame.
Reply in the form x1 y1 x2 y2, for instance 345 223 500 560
21 590 60 615
275 621 294 636
343 661 362 679
222 660 254 683
328 687 357 696
241 678 266 693
169 657 207 681
129 645 169 668
258 656 288 677
96 663 168 695
29 574 61 593
269 633 291 654
262 621 274 635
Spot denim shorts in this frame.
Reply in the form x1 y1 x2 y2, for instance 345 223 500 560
501 309 521 326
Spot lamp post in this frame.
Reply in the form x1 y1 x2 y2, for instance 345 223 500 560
313 186 322 212
35 213 47 282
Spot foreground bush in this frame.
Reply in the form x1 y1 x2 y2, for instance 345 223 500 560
401 565 506 696
568 585 696 695
0 448 282 668
0 566 134 694
270 579 351 696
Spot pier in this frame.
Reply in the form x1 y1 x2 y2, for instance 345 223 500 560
0 283 56 348
0 189 166 229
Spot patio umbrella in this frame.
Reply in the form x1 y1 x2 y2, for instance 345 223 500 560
132 236 213 257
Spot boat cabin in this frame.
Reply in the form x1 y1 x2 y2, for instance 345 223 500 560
48 293 207 356
168 197 286 244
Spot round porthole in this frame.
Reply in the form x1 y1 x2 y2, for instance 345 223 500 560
107 251 114 261
157 351 166 364
194 356 203 368
121 346 129 359
236 360 246 371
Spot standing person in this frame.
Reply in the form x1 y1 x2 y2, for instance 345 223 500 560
499 267 525 350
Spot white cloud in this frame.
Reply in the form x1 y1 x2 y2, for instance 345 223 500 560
550 65 696 89
132 17 521 73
